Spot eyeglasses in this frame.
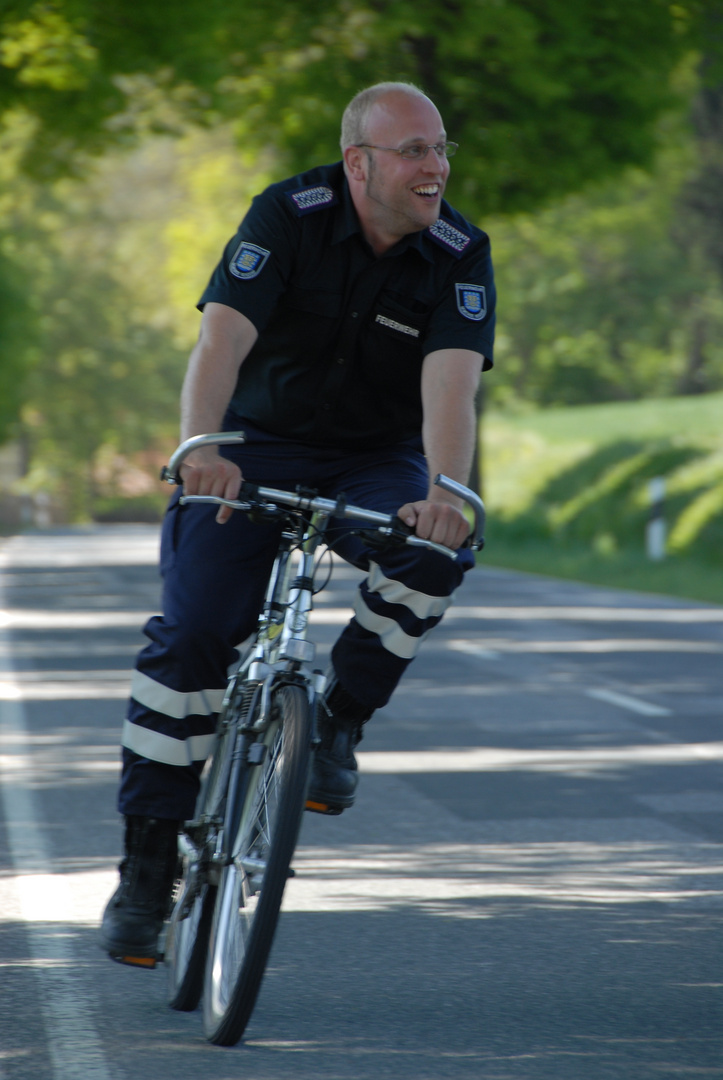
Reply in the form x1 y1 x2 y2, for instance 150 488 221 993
355 141 458 160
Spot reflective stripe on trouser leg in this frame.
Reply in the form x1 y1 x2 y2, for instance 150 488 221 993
118 613 241 820
354 559 453 658
331 546 465 709
117 492 281 821
122 668 226 766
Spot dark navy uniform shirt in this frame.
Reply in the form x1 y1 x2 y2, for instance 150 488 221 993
198 161 496 449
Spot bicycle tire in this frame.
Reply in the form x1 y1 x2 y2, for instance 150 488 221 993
202 682 311 1045
165 856 216 1011
166 704 240 1011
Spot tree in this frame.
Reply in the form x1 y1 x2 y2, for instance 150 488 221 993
0 0 705 215
485 110 723 408
0 249 36 440
673 11 723 391
1 124 271 517
0 1 720 515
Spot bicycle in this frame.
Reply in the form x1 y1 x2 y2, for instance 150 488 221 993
160 431 486 1046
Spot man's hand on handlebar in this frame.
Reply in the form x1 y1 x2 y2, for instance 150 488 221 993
179 449 243 524
397 497 471 551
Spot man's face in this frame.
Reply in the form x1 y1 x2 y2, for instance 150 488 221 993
357 92 451 242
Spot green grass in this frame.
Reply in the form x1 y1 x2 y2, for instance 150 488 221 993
480 391 723 605
491 392 723 444
478 539 723 605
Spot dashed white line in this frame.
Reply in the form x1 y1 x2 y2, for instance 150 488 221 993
586 687 672 717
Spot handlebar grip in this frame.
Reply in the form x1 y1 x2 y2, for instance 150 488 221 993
161 431 246 484
433 474 486 551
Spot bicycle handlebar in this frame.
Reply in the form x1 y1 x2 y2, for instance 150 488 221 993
161 431 486 552
161 432 247 483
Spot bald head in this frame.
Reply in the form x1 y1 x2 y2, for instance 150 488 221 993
340 82 435 152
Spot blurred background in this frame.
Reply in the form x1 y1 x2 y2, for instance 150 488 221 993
0 0 721 600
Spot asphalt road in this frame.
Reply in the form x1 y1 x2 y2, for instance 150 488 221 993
1 525 722 1080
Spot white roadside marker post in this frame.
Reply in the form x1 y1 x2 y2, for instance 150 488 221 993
646 476 666 561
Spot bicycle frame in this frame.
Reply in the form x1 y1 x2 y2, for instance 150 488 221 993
186 503 332 876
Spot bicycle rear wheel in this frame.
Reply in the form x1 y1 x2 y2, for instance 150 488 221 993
202 681 311 1045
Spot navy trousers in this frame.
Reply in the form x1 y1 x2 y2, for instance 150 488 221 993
118 422 473 820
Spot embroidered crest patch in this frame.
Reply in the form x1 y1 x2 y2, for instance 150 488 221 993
230 241 271 280
427 217 472 258
286 185 338 216
455 283 487 321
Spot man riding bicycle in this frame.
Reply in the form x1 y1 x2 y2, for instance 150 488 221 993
101 81 496 964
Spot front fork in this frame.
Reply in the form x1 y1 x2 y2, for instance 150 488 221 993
200 507 332 873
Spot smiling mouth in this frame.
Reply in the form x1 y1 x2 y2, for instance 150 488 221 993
412 184 440 199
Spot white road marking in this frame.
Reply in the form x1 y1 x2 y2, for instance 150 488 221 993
586 687 672 716
356 741 723 774
0 624 115 1080
446 605 723 622
448 637 723 654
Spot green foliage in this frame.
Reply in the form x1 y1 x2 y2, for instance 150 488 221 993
0 0 233 176
92 492 166 523
0 4 97 89
227 0 694 215
486 109 723 406
489 390 723 445
0 124 271 520
0 244 36 442
0 0 705 215
479 539 723 606
19 272 185 519
0 1 721 527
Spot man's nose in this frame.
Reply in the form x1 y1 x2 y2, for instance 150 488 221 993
423 148 447 172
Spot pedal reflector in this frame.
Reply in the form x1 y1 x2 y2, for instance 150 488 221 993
305 799 343 816
117 955 157 969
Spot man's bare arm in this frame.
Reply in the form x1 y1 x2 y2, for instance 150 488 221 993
398 347 483 550
179 302 259 522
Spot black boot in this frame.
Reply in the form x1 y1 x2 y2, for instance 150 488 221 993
100 816 180 967
306 677 373 814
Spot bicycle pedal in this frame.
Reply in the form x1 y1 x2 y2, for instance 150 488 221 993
112 953 159 970
305 798 343 816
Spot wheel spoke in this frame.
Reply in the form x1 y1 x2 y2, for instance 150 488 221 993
202 684 311 1045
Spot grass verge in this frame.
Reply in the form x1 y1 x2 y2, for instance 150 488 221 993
481 392 723 605
480 539 723 606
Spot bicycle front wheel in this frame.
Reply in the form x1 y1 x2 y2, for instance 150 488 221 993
202 682 311 1045
165 831 216 1011
166 705 239 1011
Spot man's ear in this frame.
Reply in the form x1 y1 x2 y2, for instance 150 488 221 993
343 145 367 181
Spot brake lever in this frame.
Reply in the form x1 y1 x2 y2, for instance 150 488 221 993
357 520 459 560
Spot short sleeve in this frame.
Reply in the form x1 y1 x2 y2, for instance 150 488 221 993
197 189 298 334
422 235 496 368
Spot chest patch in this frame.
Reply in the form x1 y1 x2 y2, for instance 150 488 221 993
286 184 338 215
455 283 487 321
427 217 472 257
375 314 421 338
229 241 270 280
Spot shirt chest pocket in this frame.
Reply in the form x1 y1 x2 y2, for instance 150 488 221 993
370 295 431 351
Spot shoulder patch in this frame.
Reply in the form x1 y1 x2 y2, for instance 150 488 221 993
229 241 270 280
285 184 338 216
455 283 487 321
426 217 472 258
